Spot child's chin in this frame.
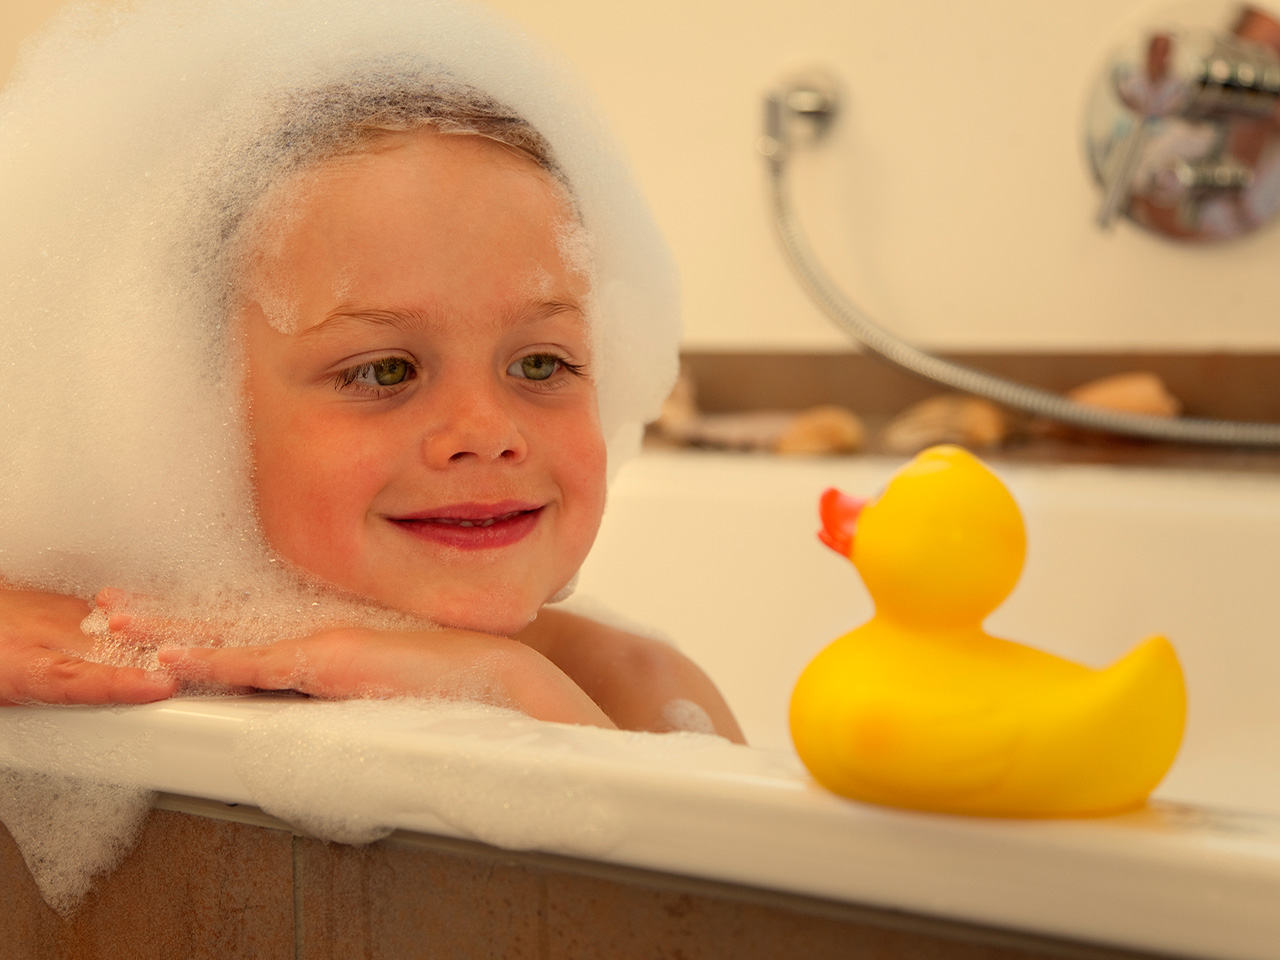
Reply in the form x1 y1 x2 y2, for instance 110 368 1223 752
353 575 552 637
417 598 541 638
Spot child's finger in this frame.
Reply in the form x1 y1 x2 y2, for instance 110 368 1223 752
3 652 178 706
157 644 306 691
94 587 140 611
107 611 229 648
96 587 234 648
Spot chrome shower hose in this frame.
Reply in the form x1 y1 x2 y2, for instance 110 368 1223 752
767 156 1280 447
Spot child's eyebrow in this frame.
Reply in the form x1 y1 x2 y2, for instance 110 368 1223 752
301 300 586 338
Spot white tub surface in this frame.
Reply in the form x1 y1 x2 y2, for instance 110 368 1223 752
3 450 1280 959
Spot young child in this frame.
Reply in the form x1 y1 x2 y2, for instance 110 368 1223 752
0 0 743 742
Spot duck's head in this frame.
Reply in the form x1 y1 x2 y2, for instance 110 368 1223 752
820 445 1026 629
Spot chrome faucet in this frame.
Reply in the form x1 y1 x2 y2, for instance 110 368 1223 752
1087 4 1280 239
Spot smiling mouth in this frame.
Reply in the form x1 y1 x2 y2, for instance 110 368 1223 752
388 505 543 550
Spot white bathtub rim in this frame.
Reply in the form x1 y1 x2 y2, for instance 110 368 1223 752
1 695 1279 960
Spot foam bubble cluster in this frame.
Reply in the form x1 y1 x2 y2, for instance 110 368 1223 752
0 712 155 913
0 697 745 914
234 699 627 851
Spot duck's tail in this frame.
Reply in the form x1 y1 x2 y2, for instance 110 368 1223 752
1038 634 1186 816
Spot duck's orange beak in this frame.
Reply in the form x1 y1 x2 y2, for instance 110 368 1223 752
818 488 866 558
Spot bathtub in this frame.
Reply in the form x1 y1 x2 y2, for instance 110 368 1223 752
1 449 1279 957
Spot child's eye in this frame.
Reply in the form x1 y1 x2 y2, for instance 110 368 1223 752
510 354 559 381
508 353 583 382
333 356 416 392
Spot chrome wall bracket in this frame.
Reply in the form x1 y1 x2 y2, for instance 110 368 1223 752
1086 4 1280 240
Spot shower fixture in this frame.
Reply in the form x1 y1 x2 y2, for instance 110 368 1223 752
1087 5 1280 240
762 54 1280 446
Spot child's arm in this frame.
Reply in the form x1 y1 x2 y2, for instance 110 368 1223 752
155 611 745 741
0 587 178 705
0 584 744 740
156 626 618 729
516 609 746 743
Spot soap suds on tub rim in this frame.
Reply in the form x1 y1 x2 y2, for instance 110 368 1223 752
233 699 627 851
0 714 155 915
0 696 744 914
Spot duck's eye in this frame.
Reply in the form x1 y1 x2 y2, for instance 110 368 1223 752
510 354 560 381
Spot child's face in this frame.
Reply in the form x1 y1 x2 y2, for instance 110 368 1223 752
236 132 607 635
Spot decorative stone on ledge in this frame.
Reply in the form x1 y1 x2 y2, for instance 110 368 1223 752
669 352 1280 471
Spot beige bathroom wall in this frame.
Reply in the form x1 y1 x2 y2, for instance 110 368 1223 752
0 0 89 82
5 0 1280 351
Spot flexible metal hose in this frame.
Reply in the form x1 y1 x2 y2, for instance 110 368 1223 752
767 155 1280 447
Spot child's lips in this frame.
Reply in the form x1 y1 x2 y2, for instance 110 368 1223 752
387 502 544 550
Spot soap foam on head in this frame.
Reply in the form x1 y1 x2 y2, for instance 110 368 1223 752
0 0 681 913
0 0 679 609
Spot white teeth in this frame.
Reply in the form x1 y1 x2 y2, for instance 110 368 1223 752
430 511 521 528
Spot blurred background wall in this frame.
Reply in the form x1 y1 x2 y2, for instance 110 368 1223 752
4 0 1278 353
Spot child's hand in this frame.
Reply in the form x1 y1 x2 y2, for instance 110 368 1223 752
98 593 743 740
154 626 617 729
0 587 178 705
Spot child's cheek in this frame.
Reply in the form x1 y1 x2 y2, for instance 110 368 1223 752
253 404 379 570
553 400 608 549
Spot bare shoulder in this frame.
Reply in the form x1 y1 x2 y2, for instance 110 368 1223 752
517 608 746 744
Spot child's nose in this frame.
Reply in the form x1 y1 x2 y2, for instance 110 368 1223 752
420 382 528 467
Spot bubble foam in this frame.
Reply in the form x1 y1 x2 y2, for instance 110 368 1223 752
0 712 155 914
0 0 680 603
234 699 626 852
0 0 681 913
0 696 746 913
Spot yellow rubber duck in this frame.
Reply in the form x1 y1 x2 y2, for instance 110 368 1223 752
790 445 1186 818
